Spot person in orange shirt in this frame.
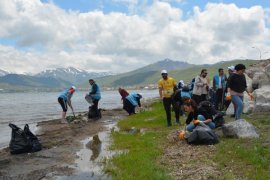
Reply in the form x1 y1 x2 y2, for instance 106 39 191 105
158 70 178 126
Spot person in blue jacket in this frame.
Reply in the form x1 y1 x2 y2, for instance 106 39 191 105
123 93 142 115
212 68 227 110
58 86 76 123
85 79 101 117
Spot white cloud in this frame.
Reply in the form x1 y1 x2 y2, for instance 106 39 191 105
0 0 269 73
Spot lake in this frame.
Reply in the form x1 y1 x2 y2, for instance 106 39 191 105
0 90 158 149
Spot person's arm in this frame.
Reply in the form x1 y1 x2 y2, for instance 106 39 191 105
90 84 97 95
159 87 163 99
212 76 216 91
136 97 141 107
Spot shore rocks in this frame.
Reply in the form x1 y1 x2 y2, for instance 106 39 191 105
222 119 259 138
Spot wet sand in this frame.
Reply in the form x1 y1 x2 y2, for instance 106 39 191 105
0 108 127 179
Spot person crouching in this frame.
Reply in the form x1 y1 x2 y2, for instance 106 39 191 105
123 93 142 115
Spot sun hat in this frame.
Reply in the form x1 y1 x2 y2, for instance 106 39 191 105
71 86 76 90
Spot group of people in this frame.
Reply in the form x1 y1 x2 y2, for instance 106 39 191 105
158 63 253 131
58 63 253 131
58 80 143 123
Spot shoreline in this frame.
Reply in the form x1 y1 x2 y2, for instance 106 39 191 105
0 107 128 179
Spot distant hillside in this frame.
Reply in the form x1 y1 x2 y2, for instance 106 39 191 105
0 74 71 92
93 59 258 88
88 59 193 87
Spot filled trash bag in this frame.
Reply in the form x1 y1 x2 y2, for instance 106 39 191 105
24 124 42 152
9 123 32 154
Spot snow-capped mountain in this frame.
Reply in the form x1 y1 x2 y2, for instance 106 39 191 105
35 67 113 84
0 69 10 77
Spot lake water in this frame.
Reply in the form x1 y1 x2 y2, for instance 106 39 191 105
0 90 158 149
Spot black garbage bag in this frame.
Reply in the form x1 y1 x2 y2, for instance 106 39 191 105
9 123 32 154
186 123 219 145
24 124 42 152
88 106 102 119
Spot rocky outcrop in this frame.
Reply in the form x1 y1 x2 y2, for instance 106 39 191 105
222 119 259 138
246 59 270 113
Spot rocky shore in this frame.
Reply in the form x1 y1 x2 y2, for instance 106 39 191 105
0 108 127 179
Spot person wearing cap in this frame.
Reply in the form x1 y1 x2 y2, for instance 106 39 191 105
158 70 179 126
212 68 227 110
227 64 254 120
58 86 76 123
226 65 236 116
123 92 142 115
85 79 101 118
177 80 185 90
192 69 209 105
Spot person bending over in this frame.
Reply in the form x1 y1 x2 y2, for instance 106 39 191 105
123 93 142 115
58 86 76 123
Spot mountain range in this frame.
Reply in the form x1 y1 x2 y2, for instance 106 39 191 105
0 59 258 92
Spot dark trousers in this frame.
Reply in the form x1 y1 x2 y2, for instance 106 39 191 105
215 89 224 110
192 94 207 105
92 99 99 112
163 98 179 126
123 99 135 115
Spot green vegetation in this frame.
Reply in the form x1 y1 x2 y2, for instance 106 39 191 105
214 113 270 179
106 102 173 179
107 101 270 179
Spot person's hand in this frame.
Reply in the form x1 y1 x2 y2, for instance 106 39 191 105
248 93 254 101
193 120 201 125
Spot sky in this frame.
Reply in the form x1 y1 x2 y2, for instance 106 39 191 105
0 0 270 74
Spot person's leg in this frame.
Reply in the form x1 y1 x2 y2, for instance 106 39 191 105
198 114 215 129
216 89 222 110
124 99 134 115
58 97 68 123
163 98 172 126
231 95 243 120
173 101 180 124
186 123 196 132
192 94 200 105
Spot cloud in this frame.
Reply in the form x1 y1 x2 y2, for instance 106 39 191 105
0 0 269 73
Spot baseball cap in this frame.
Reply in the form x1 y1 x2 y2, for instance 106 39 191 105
71 86 76 90
161 70 167 74
228 66 235 71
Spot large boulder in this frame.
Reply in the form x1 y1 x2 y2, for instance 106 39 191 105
253 86 270 112
222 119 259 138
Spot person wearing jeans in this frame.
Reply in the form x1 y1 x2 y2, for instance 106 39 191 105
227 64 253 120
186 114 215 132
231 95 244 120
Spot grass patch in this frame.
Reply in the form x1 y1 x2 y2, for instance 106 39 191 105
106 101 176 179
106 101 270 179
214 114 270 179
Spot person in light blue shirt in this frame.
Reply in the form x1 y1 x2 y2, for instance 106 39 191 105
58 86 76 123
123 93 142 115
85 79 101 118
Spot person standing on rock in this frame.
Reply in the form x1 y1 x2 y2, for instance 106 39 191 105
123 93 142 115
58 86 76 123
158 70 179 126
192 69 209 105
85 79 101 118
227 64 253 120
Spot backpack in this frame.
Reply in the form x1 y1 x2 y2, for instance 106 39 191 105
186 123 219 145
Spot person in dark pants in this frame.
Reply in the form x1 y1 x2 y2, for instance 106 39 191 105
213 68 227 110
58 86 76 123
192 69 209 105
123 93 142 115
158 70 178 126
85 79 101 118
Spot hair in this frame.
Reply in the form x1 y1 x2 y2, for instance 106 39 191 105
235 64 246 71
218 68 224 72
89 79 94 81
200 69 207 75
183 99 198 111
